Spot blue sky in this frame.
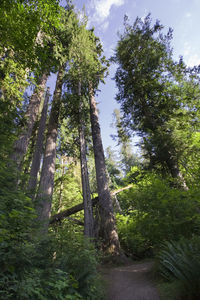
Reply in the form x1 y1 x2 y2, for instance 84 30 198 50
62 0 200 152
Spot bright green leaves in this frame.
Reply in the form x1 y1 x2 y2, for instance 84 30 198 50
0 0 63 72
0 2 38 53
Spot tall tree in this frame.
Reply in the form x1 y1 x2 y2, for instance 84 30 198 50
89 84 121 255
11 73 48 169
67 21 122 253
36 65 65 230
113 14 200 189
28 87 50 197
78 81 94 238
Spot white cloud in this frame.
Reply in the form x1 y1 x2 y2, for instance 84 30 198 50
100 20 109 31
185 12 192 18
183 42 191 57
182 42 200 67
89 0 125 23
186 54 200 67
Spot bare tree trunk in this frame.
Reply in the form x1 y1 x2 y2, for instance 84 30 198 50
27 87 50 198
89 84 121 255
11 73 48 168
78 81 94 238
36 66 64 232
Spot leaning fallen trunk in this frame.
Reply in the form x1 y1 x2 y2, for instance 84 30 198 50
50 185 132 225
50 197 99 225
36 66 65 232
89 83 121 255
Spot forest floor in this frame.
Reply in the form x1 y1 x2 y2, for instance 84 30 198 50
101 260 160 300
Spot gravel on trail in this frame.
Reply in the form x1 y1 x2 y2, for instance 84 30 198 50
101 261 160 300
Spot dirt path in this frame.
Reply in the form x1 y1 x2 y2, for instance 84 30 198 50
101 261 160 300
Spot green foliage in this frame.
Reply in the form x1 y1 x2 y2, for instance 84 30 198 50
117 173 200 257
116 214 152 258
157 237 200 299
0 160 104 299
0 0 62 70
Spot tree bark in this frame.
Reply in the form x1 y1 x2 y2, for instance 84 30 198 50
89 84 121 255
36 66 64 232
11 73 48 168
57 157 65 213
27 87 50 198
78 81 94 238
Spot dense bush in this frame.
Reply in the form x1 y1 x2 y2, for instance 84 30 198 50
0 164 104 300
117 173 200 257
52 224 105 300
116 214 152 258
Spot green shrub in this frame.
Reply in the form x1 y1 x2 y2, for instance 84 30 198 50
117 174 200 256
53 224 105 300
116 213 152 258
0 164 103 299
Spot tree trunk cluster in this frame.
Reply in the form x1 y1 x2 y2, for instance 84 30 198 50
11 66 122 255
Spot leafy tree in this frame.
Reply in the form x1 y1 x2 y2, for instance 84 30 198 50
113 14 200 189
61 18 122 254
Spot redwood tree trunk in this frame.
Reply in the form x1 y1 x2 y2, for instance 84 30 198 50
165 155 188 190
78 81 94 238
11 73 48 168
27 87 50 198
89 84 121 255
36 67 64 231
